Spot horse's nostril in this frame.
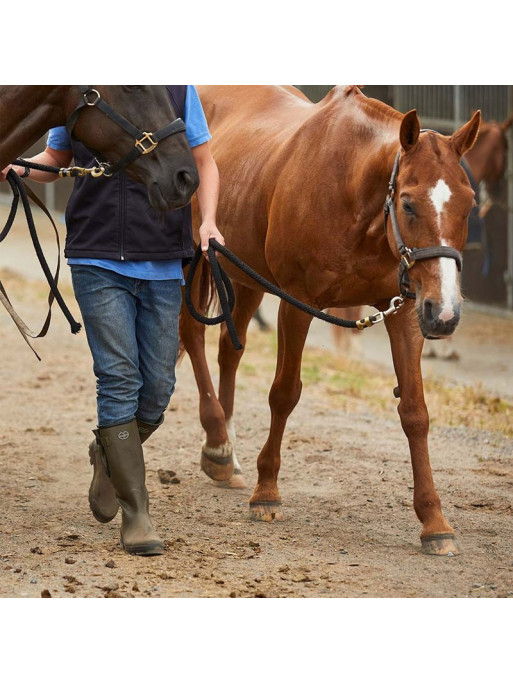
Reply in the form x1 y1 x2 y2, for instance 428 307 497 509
175 169 198 196
423 299 435 324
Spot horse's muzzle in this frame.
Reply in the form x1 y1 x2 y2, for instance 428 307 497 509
148 167 199 212
418 298 461 339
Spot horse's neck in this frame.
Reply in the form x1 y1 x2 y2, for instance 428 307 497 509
314 90 401 213
0 86 76 167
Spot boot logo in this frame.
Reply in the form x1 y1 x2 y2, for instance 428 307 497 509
118 431 130 440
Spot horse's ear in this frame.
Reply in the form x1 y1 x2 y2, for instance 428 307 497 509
400 110 420 152
501 112 513 132
450 110 481 157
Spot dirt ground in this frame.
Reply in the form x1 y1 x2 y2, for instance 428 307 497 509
1 206 513 599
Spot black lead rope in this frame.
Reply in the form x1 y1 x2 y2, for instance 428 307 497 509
185 239 393 351
1 170 81 354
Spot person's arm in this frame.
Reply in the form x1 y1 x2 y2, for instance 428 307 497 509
1 126 73 183
9 147 73 183
192 141 225 253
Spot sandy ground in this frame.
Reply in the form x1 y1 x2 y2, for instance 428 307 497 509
1 204 512 598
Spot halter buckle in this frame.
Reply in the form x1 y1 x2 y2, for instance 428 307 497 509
400 249 415 270
135 132 159 155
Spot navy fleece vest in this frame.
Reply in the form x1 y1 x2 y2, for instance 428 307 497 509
64 86 194 263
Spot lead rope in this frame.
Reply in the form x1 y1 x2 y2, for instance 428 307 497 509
1 170 81 358
185 239 405 351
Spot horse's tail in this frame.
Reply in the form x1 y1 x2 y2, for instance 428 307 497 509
177 254 220 363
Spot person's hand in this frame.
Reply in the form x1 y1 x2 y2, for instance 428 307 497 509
199 219 225 259
1 164 27 182
0 165 13 182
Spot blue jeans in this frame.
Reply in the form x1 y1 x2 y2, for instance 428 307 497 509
70 265 182 428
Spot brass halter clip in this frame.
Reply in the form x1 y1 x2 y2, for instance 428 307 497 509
135 132 159 154
355 295 405 330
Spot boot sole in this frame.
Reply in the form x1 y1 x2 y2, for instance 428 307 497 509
122 541 164 556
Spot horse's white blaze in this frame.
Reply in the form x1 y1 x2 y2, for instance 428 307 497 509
439 240 459 321
429 179 452 226
428 180 459 321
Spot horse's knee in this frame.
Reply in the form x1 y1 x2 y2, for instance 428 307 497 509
269 378 302 417
397 400 429 439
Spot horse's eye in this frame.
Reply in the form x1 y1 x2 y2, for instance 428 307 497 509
402 201 416 217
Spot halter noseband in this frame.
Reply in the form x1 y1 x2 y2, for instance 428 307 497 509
65 86 186 176
383 139 463 300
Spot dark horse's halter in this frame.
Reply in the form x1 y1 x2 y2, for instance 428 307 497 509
65 85 187 177
384 143 463 300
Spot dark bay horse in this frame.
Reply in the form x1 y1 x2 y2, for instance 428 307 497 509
180 85 480 556
0 85 198 210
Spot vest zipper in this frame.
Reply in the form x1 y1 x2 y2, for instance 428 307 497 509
119 175 126 260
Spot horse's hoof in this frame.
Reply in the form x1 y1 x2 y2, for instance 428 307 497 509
201 441 234 481
421 533 461 556
249 501 283 522
212 470 248 489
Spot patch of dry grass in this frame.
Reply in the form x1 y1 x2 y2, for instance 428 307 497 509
229 329 513 438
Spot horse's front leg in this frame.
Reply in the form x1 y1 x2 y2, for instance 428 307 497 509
385 301 460 556
179 298 234 483
250 301 312 521
215 283 266 489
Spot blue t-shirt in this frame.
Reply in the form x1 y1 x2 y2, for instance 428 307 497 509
48 85 210 281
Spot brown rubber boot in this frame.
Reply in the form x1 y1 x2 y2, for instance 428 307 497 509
88 416 163 523
97 419 163 556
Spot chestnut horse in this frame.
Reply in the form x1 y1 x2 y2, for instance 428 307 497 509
181 85 480 556
331 111 513 358
0 85 198 210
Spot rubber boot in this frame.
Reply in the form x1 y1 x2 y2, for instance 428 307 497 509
88 417 163 523
97 419 163 556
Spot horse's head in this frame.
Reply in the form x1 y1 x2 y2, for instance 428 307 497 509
464 113 512 190
387 109 481 339
69 86 199 212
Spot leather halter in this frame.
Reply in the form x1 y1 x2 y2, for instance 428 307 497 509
383 142 463 300
65 86 186 176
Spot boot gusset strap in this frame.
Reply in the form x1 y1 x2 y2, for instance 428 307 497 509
91 428 111 476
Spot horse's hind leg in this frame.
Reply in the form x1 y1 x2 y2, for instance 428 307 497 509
385 302 460 556
214 283 267 488
250 301 312 521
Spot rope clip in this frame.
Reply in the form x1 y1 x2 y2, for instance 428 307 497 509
356 295 405 329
